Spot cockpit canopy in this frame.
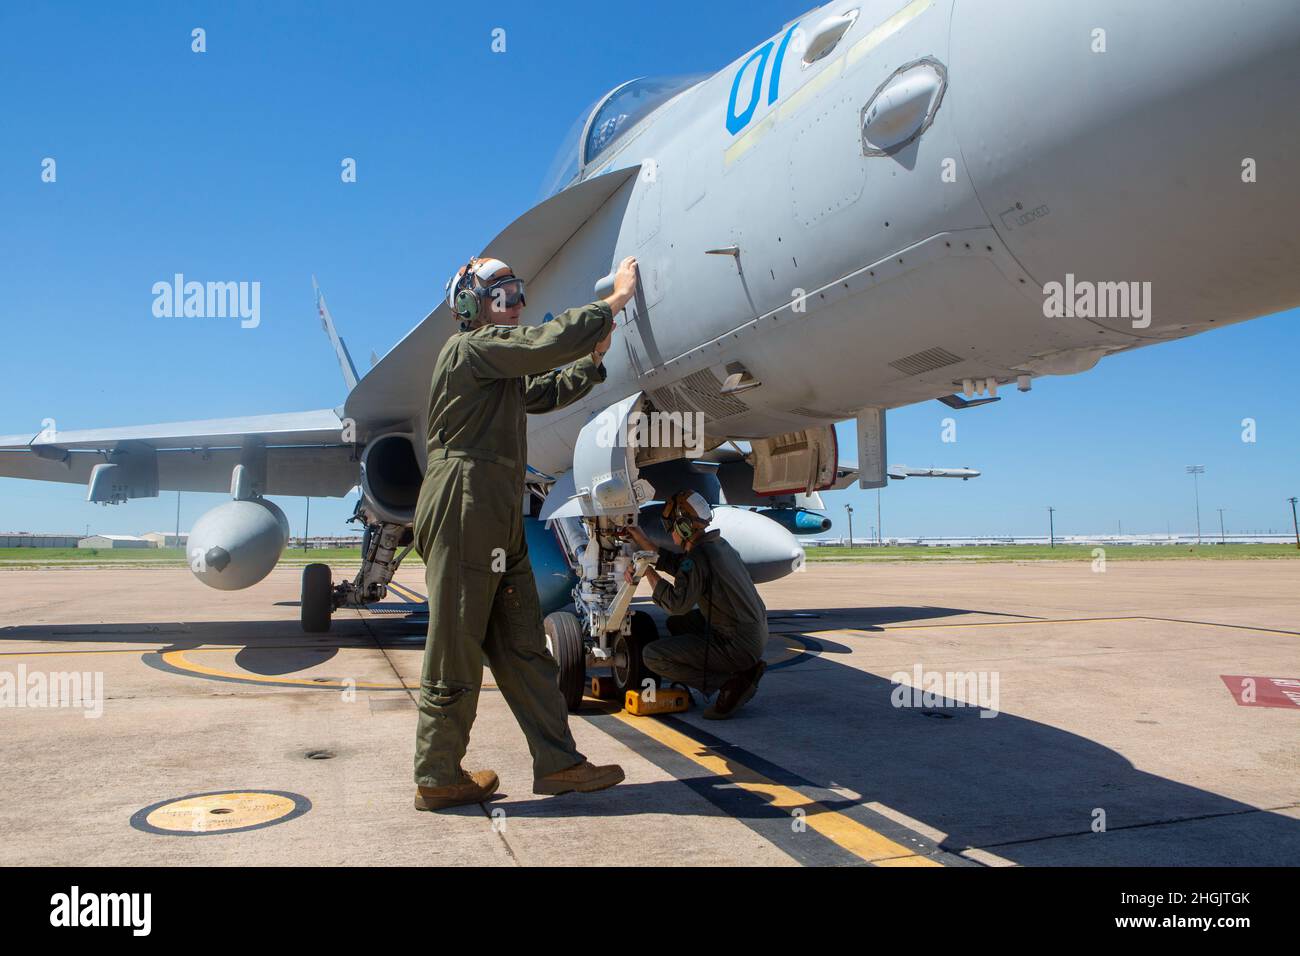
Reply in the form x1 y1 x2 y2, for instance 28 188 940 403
540 73 709 199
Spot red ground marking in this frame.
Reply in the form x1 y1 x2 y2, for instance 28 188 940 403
1220 675 1300 709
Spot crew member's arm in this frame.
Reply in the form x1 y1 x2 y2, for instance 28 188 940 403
465 301 613 380
623 525 680 576
465 256 637 381
651 557 706 616
523 354 607 413
653 548 683 576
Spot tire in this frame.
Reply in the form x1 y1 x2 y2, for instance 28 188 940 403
613 610 661 697
544 611 586 712
301 563 334 633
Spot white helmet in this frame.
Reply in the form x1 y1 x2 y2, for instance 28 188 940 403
662 490 714 538
446 257 525 324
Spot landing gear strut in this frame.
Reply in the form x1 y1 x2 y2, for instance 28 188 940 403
296 509 415 633
538 392 678 710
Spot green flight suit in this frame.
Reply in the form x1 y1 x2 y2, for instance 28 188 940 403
643 530 769 694
412 301 614 788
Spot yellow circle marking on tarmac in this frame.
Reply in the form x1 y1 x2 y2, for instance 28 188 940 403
158 648 408 690
144 792 298 834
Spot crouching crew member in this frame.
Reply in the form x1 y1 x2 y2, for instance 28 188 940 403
624 491 768 719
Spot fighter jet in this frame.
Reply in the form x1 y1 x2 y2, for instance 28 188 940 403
4 0 1299 702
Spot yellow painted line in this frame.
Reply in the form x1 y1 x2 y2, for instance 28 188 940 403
724 112 777 166
608 707 940 866
846 0 933 68
768 635 809 666
822 614 1300 639
0 647 205 658
387 581 424 603
814 616 1147 638
724 53 847 168
0 639 388 659
777 55 844 122
158 648 407 690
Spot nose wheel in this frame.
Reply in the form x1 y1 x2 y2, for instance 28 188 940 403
612 610 660 698
301 563 334 633
544 611 586 712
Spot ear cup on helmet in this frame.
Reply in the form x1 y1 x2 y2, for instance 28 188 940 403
661 491 704 540
455 287 480 323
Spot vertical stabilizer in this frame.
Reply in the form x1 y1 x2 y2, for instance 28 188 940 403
312 276 361 393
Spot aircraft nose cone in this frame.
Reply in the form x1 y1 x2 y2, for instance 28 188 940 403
951 0 1300 336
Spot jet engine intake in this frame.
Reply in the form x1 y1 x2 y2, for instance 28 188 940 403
360 432 422 525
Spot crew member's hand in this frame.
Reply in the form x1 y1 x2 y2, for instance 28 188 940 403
602 256 639 315
626 525 653 551
623 563 658 588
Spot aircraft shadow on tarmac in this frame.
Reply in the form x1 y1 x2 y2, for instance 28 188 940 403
5 605 1297 865
0 615 420 676
530 603 1300 866
0 602 954 676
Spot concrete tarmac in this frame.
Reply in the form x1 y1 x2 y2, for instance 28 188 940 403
1 558 1296 866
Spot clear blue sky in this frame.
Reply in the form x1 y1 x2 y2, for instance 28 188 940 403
2 1 1296 540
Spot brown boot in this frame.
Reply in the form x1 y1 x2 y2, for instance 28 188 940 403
703 660 766 720
533 760 625 796
414 769 500 811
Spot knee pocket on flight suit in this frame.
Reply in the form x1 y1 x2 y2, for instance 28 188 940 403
420 679 474 710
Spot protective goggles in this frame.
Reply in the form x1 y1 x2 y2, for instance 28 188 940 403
483 275 526 310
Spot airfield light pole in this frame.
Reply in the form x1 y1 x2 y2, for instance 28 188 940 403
1186 465 1205 544
304 497 311 551
1217 508 1226 545
1289 497 1299 550
845 504 854 548
877 488 883 546
175 491 181 549
1048 506 1056 548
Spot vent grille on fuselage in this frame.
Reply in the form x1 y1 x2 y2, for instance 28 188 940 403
888 347 964 377
789 407 842 420
652 369 751 421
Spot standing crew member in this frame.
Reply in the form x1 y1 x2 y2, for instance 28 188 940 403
412 254 640 811
624 491 769 719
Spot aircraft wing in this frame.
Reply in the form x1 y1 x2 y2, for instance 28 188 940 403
0 409 358 497
887 465 982 480
827 462 860 490
344 162 643 427
1 162 643 505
